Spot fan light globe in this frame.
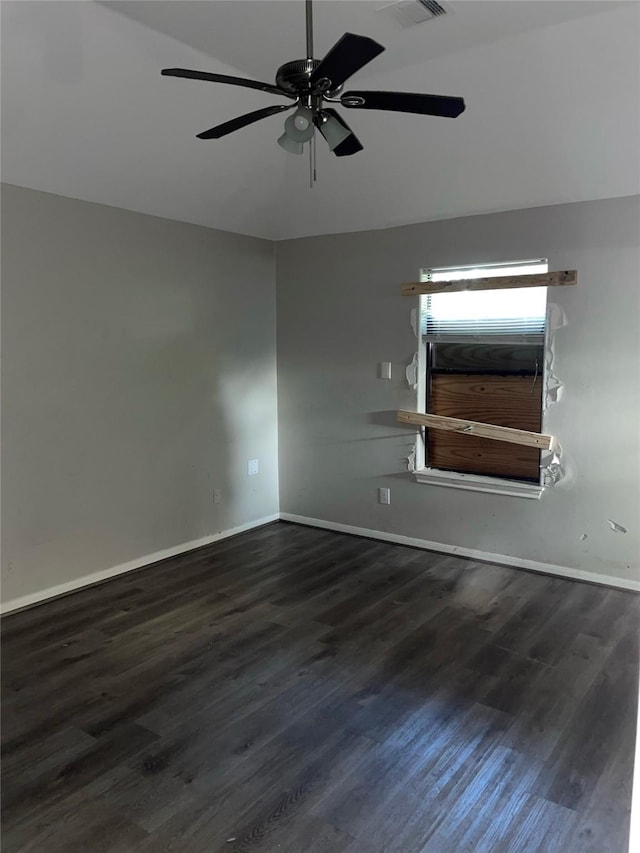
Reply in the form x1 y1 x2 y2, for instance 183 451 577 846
277 132 304 155
283 107 315 143
320 115 351 151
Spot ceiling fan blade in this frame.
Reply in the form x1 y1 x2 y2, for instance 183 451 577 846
196 104 293 139
161 68 294 99
310 33 384 91
341 91 465 118
316 109 364 157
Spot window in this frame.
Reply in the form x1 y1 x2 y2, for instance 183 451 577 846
418 260 549 489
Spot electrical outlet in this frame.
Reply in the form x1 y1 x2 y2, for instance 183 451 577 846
248 459 259 476
213 489 222 505
379 487 391 505
379 362 392 380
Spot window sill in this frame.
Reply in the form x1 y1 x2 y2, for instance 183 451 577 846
414 468 543 500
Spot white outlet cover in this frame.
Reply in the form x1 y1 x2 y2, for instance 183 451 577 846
379 487 391 505
248 459 259 476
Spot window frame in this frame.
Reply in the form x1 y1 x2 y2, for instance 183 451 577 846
414 259 550 499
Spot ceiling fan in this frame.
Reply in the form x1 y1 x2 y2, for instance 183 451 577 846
161 0 465 162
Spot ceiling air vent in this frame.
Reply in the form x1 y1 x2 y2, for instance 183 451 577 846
419 1 448 18
377 0 450 29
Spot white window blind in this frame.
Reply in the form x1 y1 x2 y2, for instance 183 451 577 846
420 260 548 343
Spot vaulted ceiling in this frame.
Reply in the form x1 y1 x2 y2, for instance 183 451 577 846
2 1 638 239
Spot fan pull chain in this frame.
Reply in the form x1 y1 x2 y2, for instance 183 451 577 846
313 130 317 184
308 132 317 188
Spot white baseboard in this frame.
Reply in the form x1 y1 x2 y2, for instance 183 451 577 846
280 513 640 593
0 514 280 615
4 510 637 614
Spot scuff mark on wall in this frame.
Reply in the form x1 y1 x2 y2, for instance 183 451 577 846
410 308 419 339
544 355 564 408
548 303 568 332
607 519 628 534
539 303 571 487
405 352 419 390
540 445 565 487
543 303 567 410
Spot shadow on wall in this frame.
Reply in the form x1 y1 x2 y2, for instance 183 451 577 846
0 189 238 605
75 247 240 562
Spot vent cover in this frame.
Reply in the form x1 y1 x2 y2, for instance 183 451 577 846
419 1 448 18
377 0 450 29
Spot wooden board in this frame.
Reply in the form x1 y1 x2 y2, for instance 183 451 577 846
433 342 542 372
401 269 577 296
427 374 543 480
430 374 542 430
427 432 541 480
397 410 554 452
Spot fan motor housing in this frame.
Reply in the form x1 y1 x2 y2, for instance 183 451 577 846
275 58 343 98
276 59 319 94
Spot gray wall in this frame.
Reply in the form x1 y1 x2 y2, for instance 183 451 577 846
276 196 640 585
3 187 638 605
1 184 279 605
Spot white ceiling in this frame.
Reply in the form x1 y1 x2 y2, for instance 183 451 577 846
2 1 639 239
101 0 627 79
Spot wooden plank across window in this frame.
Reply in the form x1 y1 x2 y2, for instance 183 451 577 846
397 388 554 452
427 374 543 480
396 408 555 450
401 269 577 296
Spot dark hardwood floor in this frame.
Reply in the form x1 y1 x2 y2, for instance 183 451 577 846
1 521 638 852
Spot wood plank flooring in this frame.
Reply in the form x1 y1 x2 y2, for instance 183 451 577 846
2 521 638 852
